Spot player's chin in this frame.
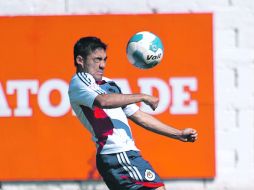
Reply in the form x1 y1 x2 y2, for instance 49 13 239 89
95 74 103 81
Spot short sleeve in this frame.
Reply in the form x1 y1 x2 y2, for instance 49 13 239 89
68 72 105 109
123 103 139 117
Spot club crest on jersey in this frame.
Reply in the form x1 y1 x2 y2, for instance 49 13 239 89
145 169 155 181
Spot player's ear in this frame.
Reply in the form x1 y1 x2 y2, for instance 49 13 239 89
76 55 84 67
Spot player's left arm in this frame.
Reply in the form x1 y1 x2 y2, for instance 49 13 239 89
129 110 198 142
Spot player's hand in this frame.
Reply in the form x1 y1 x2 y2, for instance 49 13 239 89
142 95 159 111
179 128 198 142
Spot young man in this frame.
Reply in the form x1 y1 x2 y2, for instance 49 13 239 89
68 37 198 190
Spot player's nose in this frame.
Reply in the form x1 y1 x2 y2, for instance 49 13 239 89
99 60 106 69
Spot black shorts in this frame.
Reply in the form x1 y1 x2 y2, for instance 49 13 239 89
96 150 164 190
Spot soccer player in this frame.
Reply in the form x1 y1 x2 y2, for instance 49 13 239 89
68 37 198 190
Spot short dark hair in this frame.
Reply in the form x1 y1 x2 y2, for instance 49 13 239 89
73 37 107 66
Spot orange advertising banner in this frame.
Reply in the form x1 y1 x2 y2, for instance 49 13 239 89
0 14 214 180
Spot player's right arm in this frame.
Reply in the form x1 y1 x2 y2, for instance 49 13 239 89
94 93 159 110
69 72 159 110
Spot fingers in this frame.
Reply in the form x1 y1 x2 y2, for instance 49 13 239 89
188 133 198 142
190 129 197 135
144 95 159 111
151 103 158 111
153 98 159 110
182 128 198 142
190 131 198 138
191 133 198 138
187 136 197 142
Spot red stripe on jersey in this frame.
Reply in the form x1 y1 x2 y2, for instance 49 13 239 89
80 105 113 152
96 80 107 85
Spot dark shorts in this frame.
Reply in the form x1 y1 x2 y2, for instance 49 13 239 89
96 150 164 190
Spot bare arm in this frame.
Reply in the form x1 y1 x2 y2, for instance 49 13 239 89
129 110 198 142
94 93 159 110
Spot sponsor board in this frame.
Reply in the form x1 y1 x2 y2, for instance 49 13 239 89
0 14 214 180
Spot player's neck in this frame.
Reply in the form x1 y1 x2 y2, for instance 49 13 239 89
76 65 84 73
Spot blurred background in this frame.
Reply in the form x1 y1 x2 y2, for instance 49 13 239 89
0 0 253 190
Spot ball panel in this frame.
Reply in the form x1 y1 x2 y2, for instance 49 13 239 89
127 42 137 55
132 50 147 69
140 31 156 42
128 33 143 43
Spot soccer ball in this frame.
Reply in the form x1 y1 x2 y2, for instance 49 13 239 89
126 31 164 69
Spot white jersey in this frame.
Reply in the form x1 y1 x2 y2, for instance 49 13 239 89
68 72 140 154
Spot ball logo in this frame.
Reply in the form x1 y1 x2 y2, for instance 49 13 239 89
147 53 162 61
151 44 158 51
145 169 155 181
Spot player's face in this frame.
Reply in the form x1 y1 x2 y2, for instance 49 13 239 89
84 48 107 81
